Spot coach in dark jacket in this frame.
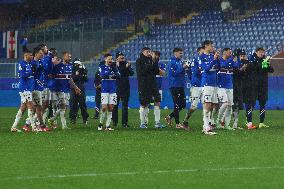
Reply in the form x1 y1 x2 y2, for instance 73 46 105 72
69 60 89 124
112 52 134 127
93 61 105 119
244 47 274 129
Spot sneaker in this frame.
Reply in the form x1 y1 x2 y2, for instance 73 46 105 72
22 124 31 132
98 123 103 131
62 126 71 130
140 124 147 129
10 127 22 133
225 126 235 131
105 127 114 131
181 121 192 131
247 123 257 130
83 120 88 125
164 116 172 127
40 125 51 132
202 129 217 135
122 124 130 128
154 123 165 129
176 124 183 129
32 126 42 132
259 123 269 128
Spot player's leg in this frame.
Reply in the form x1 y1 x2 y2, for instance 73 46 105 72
216 88 228 129
223 89 234 130
121 95 129 127
245 86 257 129
99 93 108 130
258 91 269 128
112 96 119 127
153 88 164 128
24 91 38 132
42 89 50 124
59 93 69 130
78 90 89 124
183 87 200 127
165 88 179 127
94 90 101 119
11 94 27 132
105 93 117 131
69 90 78 124
210 87 219 127
138 89 149 128
201 86 217 135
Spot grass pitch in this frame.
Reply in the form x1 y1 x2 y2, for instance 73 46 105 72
0 107 284 189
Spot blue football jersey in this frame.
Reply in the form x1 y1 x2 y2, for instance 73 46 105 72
99 64 120 93
156 61 166 90
42 54 55 90
18 60 35 92
190 55 202 87
217 57 239 89
53 62 73 93
200 53 219 87
31 59 45 91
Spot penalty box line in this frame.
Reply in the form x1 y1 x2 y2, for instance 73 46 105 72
1 166 284 181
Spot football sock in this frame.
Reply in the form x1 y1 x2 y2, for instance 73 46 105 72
203 108 210 131
154 106 160 124
246 105 253 123
59 110 67 128
106 111 112 127
145 107 149 124
28 109 36 129
100 111 106 124
217 103 227 123
260 105 266 123
233 108 239 127
12 109 23 128
224 106 232 127
139 107 146 125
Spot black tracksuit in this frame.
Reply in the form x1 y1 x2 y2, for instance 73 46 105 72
136 53 160 106
69 63 89 122
94 63 103 116
112 61 134 126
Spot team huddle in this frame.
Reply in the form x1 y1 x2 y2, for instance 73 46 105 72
10 40 274 135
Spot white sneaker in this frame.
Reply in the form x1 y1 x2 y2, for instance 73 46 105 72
203 130 217 135
10 127 22 133
105 127 114 131
98 124 103 131
62 126 71 130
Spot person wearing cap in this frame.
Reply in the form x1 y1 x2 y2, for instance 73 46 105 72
112 52 134 128
136 47 164 129
69 59 89 124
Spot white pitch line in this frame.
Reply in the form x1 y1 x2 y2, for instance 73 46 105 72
1 166 284 181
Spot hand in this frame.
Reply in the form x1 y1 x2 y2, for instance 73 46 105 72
183 63 189 69
52 57 61 65
240 64 248 71
126 61 131 68
214 49 221 60
96 84 101 89
76 71 79 75
75 87 81 95
233 57 237 62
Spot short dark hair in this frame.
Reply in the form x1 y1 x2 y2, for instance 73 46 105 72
23 49 32 54
173 48 183 53
153 51 161 57
222 48 231 53
49 48 57 56
197 47 204 53
33 47 42 55
141 47 151 52
62 51 70 56
256 47 265 52
104 53 112 58
202 40 213 48
37 43 47 49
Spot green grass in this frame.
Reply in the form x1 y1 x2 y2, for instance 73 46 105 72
0 107 284 189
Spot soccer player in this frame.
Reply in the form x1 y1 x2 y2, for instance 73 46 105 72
48 52 81 130
200 40 220 135
216 48 238 130
112 52 134 128
11 50 39 132
245 47 274 129
153 51 166 100
98 53 120 131
30 47 50 131
182 47 204 129
164 48 189 128
232 49 248 129
136 47 163 129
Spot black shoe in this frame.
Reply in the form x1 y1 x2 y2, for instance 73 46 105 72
122 124 130 128
83 120 88 125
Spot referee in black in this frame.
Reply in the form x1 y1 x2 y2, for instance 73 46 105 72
112 52 134 127
244 47 274 129
69 60 89 124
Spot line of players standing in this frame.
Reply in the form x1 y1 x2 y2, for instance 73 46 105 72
11 40 274 134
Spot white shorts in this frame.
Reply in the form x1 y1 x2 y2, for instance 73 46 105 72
190 87 202 108
101 93 117 105
42 88 51 101
53 92 70 106
201 86 218 104
19 91 33 104
32 90 43 106
217 88 234 105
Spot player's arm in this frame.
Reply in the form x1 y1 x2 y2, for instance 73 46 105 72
69 78 81 95
94 70 101 89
